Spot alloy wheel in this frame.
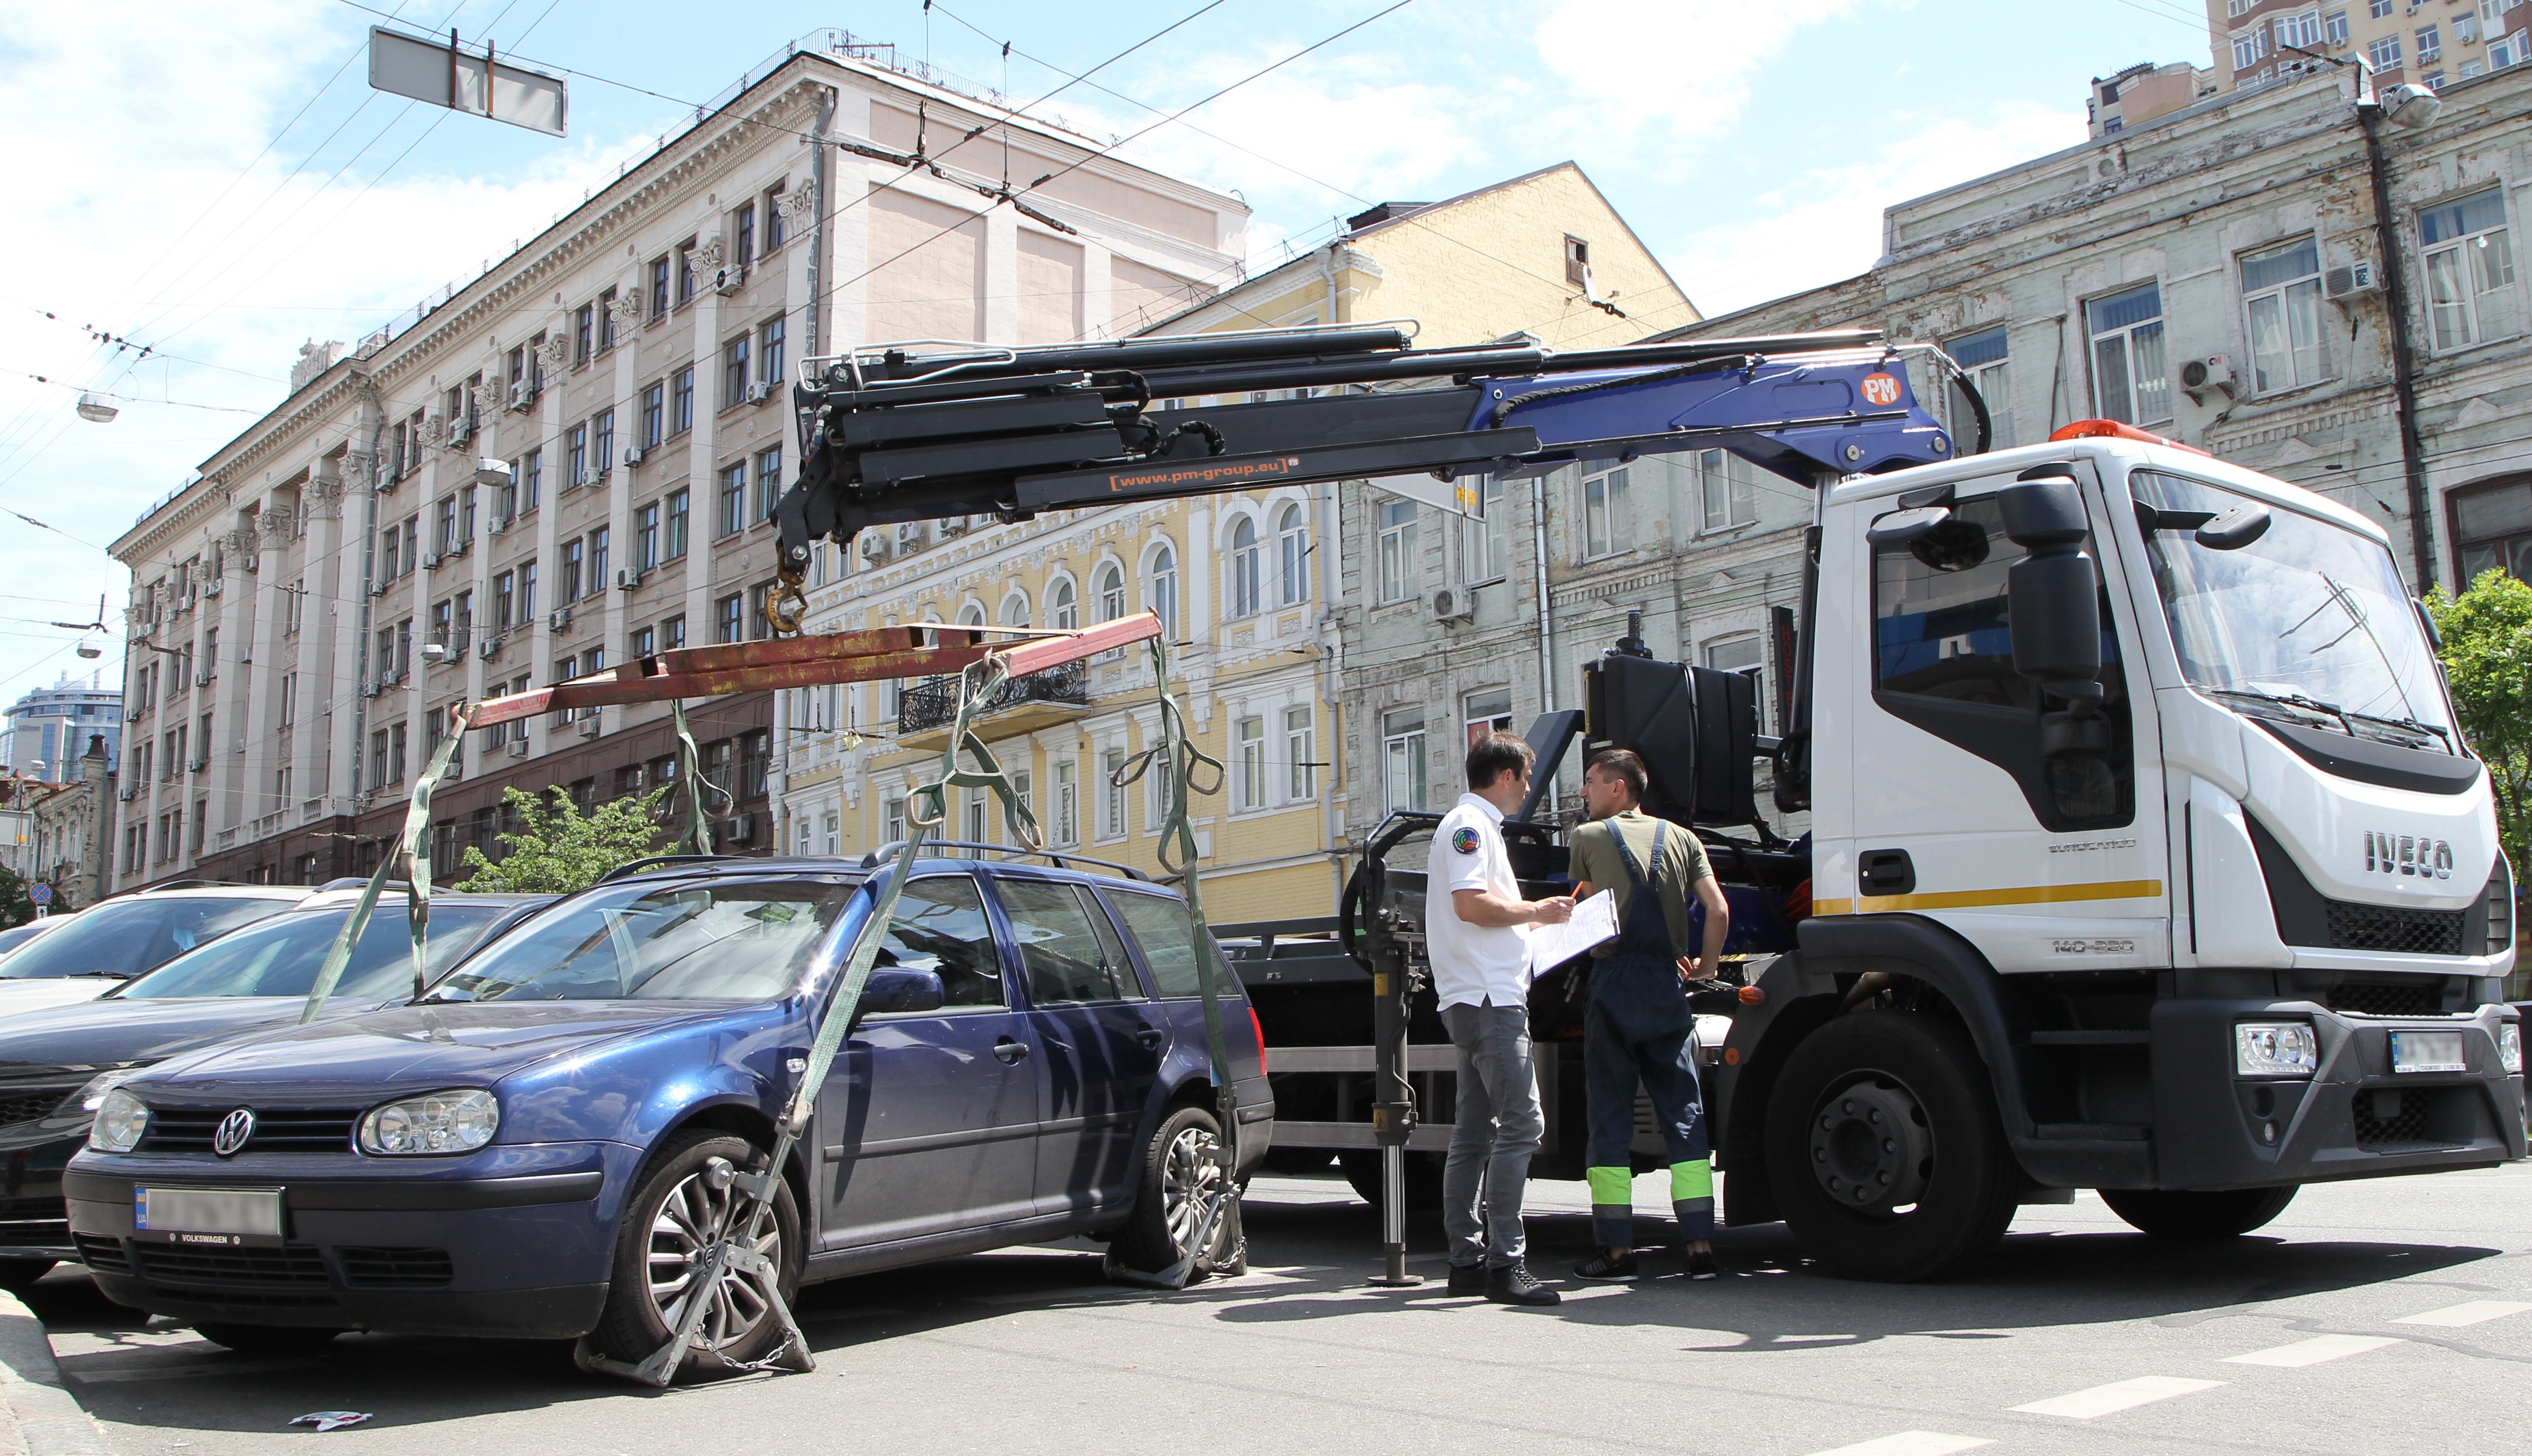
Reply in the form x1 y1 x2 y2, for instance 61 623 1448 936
646 1161 783 1352
1161 1123 1224 1256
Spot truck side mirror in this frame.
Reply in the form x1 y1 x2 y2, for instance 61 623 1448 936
1998 472 2103 716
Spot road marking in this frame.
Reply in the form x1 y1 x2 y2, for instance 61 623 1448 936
2225 1334 2403 1367
2010 1376 2226 1419
1804 1432 1994 1456
2392 1300 2532 1328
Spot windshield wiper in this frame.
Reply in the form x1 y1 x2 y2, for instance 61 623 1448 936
2339 708 2453 751
2205 686 2354 735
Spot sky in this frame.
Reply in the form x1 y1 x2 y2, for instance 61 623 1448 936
0 0 2218 736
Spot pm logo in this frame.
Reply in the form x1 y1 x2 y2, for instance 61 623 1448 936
1860 372 1903 407
212 1108 256 1157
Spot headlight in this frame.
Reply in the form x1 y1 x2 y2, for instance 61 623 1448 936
2236 1021 2319 1078
55 1067 148 1123
357 1088 499 1155
87 1088 149 1152
2502 1022 2523 1076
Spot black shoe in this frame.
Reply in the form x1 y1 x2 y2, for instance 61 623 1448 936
1446 1262 1486 1296
1485 1262 1562 1306
1686 1249 1719 1281
1573 1251 1639 1282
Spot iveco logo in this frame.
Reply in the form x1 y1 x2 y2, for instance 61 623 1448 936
212 1108 255 1157
2364 830 2454 881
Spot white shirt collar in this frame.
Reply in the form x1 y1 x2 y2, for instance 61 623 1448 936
1458 791 1503 825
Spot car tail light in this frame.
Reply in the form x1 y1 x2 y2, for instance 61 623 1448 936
1249 1006 1268 1078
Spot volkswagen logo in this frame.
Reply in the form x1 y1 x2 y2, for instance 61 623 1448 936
212 1108 256 1157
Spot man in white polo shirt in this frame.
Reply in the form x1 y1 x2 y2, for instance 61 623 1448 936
1427 730 1573 1306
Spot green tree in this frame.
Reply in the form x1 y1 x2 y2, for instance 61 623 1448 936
2427 567 2532 877
452 785 671 894
0 868 33 931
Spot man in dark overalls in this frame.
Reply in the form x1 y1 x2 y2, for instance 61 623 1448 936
1565 749 1730 1282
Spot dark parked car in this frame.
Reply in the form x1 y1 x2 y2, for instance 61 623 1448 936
0 885 314 1019
0 895 547 1288
65 854 1273 1370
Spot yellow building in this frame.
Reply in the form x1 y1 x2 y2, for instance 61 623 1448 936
783 162 1691 923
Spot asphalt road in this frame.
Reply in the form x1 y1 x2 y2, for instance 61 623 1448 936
22 1161 2532 1455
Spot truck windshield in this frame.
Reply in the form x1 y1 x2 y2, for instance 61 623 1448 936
2130 470 2454 750
424 877 857 1002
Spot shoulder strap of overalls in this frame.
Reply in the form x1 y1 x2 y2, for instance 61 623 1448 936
1610 818 1667 896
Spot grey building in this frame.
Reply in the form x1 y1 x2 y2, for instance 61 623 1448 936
3 676 120 780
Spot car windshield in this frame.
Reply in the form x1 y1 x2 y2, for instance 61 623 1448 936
0 923 55 959
426 878 857 1003
116 903 510 1000
2130 470 2456 750
0 895 298 980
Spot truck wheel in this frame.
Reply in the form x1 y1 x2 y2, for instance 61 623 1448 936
2099 1186 2296 1240
1114 1105 1243 1276
1764 1011 2020 1281
1338 1149 1445 1212
194 1323 342 1356
588 1131 802 1378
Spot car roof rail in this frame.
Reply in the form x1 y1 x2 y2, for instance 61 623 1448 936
313 878 413 892
597 854 735 884
857 840 1149 882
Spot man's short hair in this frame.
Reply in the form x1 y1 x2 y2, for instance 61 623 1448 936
1587 748 1648 804
1465 731 1535 791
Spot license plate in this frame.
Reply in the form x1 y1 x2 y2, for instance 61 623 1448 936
2390 1030 2467 1075
133 1186 285 1247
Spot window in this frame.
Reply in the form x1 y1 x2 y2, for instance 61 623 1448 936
883 795 907 846
1113 891 1240 1001
635 503 660 571
963 788 988 844
435 496 458 556
1096 564 1126 623
460 484 478 542
494 570 514 631
662 614 686 651
2273 9 2322 50
1053 759 1078 845
631 624 655 661
764 185 789 250
389 722 408 784
594 408 615 475
1456 477 1507 584
453 588 474 646
1949 326 2015 449
598 288 619 351
567 423 588 487
519 561 538 621
1463 687 1514 748
1284 706 1316 800
665 487 690 559
379 522 401 581
863 876 1003 1006
1382 707 1426 813
1001 881 1135 1004
1585 466 1634 558
1230 516 1261 617
755 448 783 523
723 334 750 408
2240 236 2332 392
2367 35 2402 70
2420 189 2520 349
1277 500 1311 604
280 673 296 728
718 463 747 538
716 593 744 644
2417 24 2441 62
558 537 583 604
640 382 664 448
1704 635 1764 729
761 316 786 388
672 366 695 435
1563 234 1590 287
2086 281 2171 425
2369 0 2393 16
1146 544 1178 639
1102 747 1127 838
998 591 1030 629
522 448 542 511
573 304 593 366
2324 10 2347 45
590 527 610 594
676 239 698 304
649 256 671 317
1236 716 1265 809
1050 577 1078 629
2495 29 2532 68
2452 477 2532 583
734 202 756 267
2232 24 2269 73
1378 498 1418 602
748 582 773 641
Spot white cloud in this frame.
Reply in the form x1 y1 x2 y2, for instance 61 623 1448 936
1531 0 1879 144
1661 100 2092 318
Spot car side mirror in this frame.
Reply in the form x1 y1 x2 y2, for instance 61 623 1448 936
852 966 945 1023
1999 472 2103 716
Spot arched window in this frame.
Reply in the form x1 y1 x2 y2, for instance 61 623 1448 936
1229 516 1261 618
1050 577 1078 629
1095 563 1125 622
1146 544 1178 640
957 601 985 626
999 591 1031 629
1277 501 1309 605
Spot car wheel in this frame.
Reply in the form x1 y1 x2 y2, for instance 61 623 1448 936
0 1258 54 1292
1113 1105 1242 1276
2099 1185 2298 1240
590 1130 802 1377
194 1322 342 1356
1764 1011 2020 1282
1337 1149 1445 1213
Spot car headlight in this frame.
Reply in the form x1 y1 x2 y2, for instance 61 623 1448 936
2502 1022 2523 1076
357 1088 499 1155
55 1067 149 1123
2236 1021 2319 1078
87 1088 149 1153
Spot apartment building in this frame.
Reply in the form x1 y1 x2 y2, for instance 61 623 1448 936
2090 61 2219 137
2212 0 2532 94
108 37 1243 891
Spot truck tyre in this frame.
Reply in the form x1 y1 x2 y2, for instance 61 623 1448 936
589 1131 802 1378
1338 1148 1445 1213
193 1323 342 1356
2099 1185 2297 1240
1764 1010 2020 1282
1114 1105 1243 1276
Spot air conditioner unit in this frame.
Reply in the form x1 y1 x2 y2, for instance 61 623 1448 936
477 636 502 661
2179 354 2238 404
186 756 207 774
617 568 645 591
193 671 212 687
622 446 645 466
726 812 757 845
368 579 388 597
577 716 602 739
714 266 746 295
202 579 221 598
506 739 530 757
362 680 381 699
489 516 510 536
421 552 441 571
897 522 929 552
118 787 136 802
238 649 251 665
2325 260 2380 301
125 706 144 722
1430 586 1474 622
506 383 531 412
550 607 572 632
937 515 969 537
448 418 474 446
744 382 770 404
859 534 893 564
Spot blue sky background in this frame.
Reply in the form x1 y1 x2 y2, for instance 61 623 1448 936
0 0 2218 716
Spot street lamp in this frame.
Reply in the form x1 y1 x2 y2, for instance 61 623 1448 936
75 392 117 424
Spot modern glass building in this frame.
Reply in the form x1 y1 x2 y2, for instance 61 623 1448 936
4 675 121 778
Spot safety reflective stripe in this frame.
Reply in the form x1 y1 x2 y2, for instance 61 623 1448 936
1672 1159 1714 1203
1587 1166 1633 1205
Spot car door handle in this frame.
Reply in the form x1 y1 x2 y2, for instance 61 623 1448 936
1134 1026 1165 1048
993 1038 1030 1064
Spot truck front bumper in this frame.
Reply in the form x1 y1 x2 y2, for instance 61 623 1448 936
2147 999 2526 1190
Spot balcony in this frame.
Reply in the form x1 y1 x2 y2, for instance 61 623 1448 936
896 660 1090 749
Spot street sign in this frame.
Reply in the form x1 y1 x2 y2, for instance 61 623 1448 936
368 26 567 137
28 883 49 906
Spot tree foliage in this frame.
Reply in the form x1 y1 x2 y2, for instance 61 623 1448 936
2428 567 2532 877
452 785 670 895
0 868 33 931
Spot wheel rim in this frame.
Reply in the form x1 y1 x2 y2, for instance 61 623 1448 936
1161 1123 1223 1255
1807 1070 1934 1216
646 1160 783 1352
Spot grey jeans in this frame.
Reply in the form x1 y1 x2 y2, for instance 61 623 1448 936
1440 999 1544 1269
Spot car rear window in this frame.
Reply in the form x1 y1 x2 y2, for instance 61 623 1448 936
1107 891 1241 1001
0 895 299 981
118 903 510 1000
428 878 856 1002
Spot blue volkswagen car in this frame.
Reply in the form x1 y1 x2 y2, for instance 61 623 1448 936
64 853 1272 1370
